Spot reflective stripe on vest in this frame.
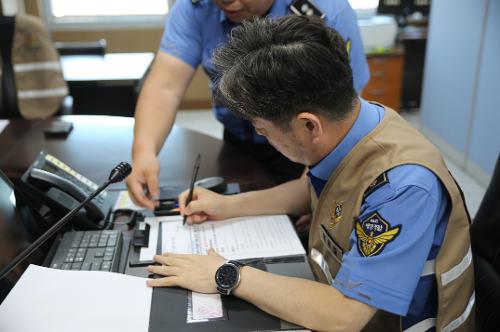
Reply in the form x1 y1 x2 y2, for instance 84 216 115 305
13 61 62 72
403 291 475 332
442 291 475 332
310 248 333 284
17 86 68 99
403 318 436 332
441 246 472 286
418 246 472 283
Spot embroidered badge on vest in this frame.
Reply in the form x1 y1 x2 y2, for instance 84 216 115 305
355 212 401 257
330 201 343 229
363 172 389 198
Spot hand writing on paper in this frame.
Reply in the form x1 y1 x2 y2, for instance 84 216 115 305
178 187 233 224
146 249 225 293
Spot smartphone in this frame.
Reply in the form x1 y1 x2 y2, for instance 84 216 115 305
290 0 326 19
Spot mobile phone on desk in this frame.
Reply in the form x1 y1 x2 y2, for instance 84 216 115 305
44 121 73 138
154 199 180 216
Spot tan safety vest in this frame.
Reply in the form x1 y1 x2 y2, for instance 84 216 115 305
11 14 67 118
308 106 475 331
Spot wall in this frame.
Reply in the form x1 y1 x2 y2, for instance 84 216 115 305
420 0 499 185
24 0 211 109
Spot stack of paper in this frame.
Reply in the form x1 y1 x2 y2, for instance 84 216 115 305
0 265 152 332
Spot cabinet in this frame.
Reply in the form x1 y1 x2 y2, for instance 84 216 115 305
362 51 404 111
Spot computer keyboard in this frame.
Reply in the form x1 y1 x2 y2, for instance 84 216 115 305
49 230 123 272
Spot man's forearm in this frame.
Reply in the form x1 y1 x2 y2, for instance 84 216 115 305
133 52 196 159
234 267 376 332
228 176 311 217
133 86 181 158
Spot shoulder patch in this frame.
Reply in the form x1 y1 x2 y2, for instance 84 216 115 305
345 38 351 56
363 172 389 198
355 212 401 257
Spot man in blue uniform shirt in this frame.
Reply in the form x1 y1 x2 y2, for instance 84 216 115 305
146 16 474 331
127 0 369 209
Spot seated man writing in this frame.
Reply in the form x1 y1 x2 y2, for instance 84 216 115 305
146 16 474 332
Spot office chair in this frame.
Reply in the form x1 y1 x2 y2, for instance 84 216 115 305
0 14 70 119
471 154 500 331
54 39 107 56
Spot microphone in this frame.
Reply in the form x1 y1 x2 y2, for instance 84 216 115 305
108 162 132 183
0 162 132 280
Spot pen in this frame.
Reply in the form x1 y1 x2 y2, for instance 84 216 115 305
183 153 201 225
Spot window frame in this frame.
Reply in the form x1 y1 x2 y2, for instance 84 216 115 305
40 0 174 30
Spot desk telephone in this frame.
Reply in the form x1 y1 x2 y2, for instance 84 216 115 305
20 151 115 230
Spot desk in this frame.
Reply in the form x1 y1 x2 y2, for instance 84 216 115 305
0 115 312 331
0 115 274 191
60 53 154 117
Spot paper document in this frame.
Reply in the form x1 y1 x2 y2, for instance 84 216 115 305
0 265 152 332
161 214 305 260
140 216 162 261
113 190 144 211
0 120 9 134
190 292 224 321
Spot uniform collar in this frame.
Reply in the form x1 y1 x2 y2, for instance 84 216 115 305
309 98 383 182
218 0 293 23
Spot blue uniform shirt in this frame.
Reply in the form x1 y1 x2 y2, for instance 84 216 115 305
160 0 370 143
308 99 450 331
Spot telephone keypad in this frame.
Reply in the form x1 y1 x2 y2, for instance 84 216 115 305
50 230 123 273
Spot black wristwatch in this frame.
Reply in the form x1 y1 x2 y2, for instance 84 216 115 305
215 260 245 295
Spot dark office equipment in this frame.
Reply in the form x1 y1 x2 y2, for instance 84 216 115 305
44 120 73 138
0 160 130 281
20 151 116 230
195 176 227 193
398 26 427 110
378 0 431 27
0 16 17 118
46 230 123 272
377 1 430 109
289 0 325 19
54 39 107 56
471 154 500 331
0 170 48 303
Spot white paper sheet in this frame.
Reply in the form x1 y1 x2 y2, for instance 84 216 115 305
113 190 144 211
161 214 305 260
0 265 152 332
0 120 9 134
191 292 223 321
139 216 163 261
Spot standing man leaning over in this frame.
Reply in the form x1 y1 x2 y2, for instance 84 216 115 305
127 0 369 209
147 17 475 332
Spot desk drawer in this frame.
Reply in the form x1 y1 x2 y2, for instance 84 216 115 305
363 54 404 111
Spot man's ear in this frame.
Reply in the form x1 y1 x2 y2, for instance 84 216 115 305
296 112 324 143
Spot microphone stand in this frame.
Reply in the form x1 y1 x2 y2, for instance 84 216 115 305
0 162 131 280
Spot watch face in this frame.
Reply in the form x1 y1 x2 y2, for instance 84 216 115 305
215 264 239 289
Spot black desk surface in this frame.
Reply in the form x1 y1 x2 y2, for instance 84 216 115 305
0 115 275 191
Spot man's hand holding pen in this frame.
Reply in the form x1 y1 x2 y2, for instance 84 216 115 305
179 187 233 224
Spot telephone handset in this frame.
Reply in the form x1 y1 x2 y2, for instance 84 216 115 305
20 151 115 230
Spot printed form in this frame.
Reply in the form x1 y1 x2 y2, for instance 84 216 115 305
160 214 305 259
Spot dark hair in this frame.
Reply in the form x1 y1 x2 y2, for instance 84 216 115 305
212 15 356 130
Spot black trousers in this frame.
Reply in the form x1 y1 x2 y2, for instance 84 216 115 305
223 130 305 185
